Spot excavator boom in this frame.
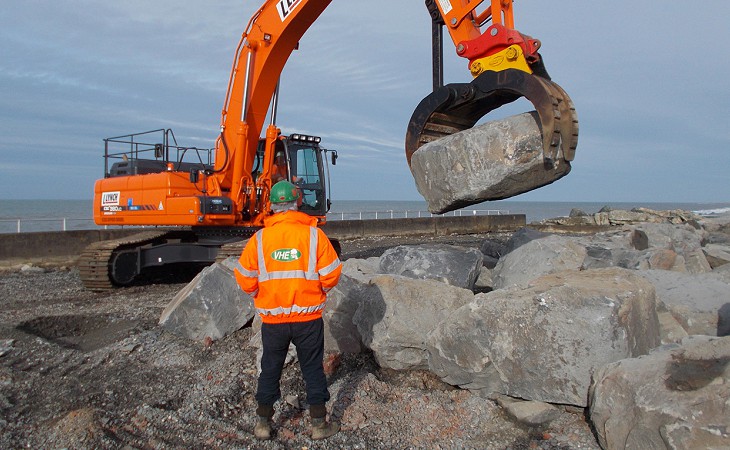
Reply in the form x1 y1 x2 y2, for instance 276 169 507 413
215 0 334 218
217 0 577 216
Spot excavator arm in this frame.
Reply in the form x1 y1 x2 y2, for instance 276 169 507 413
408 0 578 169
213 0 578 220
214 1 332 216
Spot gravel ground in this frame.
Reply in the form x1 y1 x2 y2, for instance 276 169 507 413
0 233 601 449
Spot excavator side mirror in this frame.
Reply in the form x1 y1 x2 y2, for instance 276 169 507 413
189 169 199 183
331 151 338 166
154 143 164 159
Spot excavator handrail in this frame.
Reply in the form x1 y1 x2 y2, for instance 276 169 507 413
102 128 214 178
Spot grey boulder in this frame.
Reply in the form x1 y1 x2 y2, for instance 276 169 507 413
589 335 730 450
379 244 483 289
426 267 660 406
159 263 255 341
638 269 730 337
492 234 587 289
353 274 474 371
409 111 571 214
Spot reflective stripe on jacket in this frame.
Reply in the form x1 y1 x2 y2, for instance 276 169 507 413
233 210 341 324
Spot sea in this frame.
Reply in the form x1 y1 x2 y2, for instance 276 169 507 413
1 199 729 234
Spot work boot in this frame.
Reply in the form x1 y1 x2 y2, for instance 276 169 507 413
254 416 272 440
254 404 274 440
311 417 340 440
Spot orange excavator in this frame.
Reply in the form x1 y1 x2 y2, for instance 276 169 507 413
79 0 578 290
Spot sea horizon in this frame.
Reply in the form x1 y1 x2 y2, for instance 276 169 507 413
2 198 729 234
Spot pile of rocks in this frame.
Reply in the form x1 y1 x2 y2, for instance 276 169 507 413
542 206 705 227
161 208 730 449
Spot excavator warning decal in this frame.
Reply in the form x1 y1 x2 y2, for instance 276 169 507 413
127 204 156 211
277 0 302 22
158 202 164 211
438 0 452 14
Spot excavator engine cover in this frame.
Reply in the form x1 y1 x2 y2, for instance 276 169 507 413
405 69 578 213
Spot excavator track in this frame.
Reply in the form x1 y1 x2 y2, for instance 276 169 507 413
214 235 342 263
77 231 170 291
215 239 250 263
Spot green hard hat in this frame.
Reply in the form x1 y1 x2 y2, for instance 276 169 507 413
270 180 300 203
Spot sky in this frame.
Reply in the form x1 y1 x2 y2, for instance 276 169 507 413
1 0 728 203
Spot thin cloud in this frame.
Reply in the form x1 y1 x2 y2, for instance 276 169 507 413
1 0 729 201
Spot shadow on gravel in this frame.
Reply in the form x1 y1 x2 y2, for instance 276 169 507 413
341 246 396 261
326 351 379 424
17 314 138 352
128 263 210 287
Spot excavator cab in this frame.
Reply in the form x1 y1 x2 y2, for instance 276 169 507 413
253 133 335 218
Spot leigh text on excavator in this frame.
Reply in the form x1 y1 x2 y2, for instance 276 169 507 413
78 0 578 290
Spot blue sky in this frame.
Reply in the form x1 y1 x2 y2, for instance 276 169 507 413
1 0 728 203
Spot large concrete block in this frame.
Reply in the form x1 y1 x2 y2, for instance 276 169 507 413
409 111 570 213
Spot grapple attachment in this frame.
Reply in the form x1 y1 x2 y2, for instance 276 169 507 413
405 68 578 169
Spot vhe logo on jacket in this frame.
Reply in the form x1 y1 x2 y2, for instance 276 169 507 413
271 248 302 262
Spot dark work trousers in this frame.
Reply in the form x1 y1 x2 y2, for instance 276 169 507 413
256 318 330 408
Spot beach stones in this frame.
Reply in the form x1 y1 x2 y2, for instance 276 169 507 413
409 111 571 214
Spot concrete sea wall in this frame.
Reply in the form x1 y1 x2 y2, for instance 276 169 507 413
0 214 525 265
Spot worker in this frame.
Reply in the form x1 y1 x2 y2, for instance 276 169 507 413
272 150 288 183
233 180 342 441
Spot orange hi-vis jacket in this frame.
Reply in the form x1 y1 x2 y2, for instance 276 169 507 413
233 210 342 324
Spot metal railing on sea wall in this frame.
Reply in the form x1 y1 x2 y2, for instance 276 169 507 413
329 209 508 221
0 209 509 234
0 218 102 234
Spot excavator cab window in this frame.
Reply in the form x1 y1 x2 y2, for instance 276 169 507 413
271 140 289 183
286 134 327 216
252 135 328 216
252 139 288 182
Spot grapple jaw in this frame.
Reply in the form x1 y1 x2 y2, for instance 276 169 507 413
405 68 578 170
